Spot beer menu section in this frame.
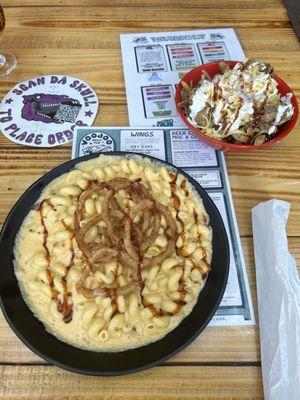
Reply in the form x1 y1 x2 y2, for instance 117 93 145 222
120 28 245 127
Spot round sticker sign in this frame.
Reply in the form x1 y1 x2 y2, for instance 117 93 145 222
0 75 98 147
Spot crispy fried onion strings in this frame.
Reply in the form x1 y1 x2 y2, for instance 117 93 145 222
75 178 178 298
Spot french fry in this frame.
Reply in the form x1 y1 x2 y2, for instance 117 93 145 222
181 88 189 101
232 133 251 143
201 69 212 81
177 99 191 108
253 134 266 145
217 61 229 73
181 80 191 92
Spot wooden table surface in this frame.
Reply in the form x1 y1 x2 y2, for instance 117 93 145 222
0 0 299 398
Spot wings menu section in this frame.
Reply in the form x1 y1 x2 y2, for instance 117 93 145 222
120 28 245 127
120 129 166 160
73 127 255 327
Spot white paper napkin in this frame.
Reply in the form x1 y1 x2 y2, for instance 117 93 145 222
252 199 300 400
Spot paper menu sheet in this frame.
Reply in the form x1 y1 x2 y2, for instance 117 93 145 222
72 127 255 326
120 28 245 128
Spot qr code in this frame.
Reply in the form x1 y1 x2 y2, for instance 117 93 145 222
54 104 81 123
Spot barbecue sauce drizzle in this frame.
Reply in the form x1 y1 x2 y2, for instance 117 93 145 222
60 218 76 323
252 81 271 129
176 178 211 278
38 200 73 323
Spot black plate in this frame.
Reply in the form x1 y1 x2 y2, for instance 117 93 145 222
0 151 229 376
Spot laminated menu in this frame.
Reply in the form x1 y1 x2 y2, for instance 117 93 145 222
72 126 255 326
120 28 245 127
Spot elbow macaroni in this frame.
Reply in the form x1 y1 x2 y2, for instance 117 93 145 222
127 293 139 317
14 155 212 352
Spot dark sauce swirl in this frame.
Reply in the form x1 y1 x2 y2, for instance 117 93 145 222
38 200 74 323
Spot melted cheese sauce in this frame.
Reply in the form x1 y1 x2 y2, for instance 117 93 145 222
14 155 212 352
